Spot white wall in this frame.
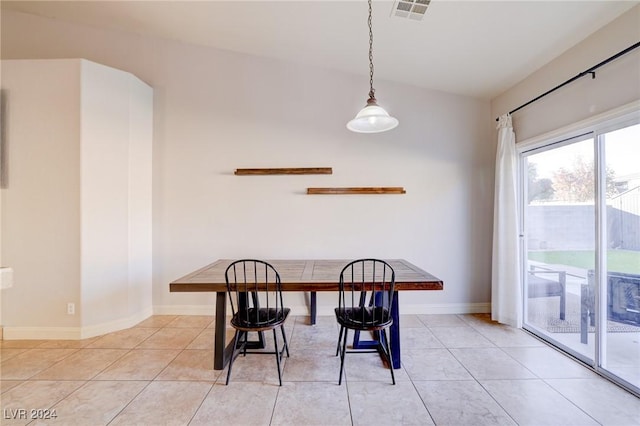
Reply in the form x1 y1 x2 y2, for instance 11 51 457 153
80 60 154 328
1 59 82 329
1 9 494 320
491 5 640 142
127 72 154 321
1 58 153 338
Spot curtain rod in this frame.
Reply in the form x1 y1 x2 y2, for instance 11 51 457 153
495 41 640 121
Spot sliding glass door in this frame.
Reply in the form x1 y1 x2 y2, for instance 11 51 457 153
522 135 596 362
521 120 639 395
599 124 640 390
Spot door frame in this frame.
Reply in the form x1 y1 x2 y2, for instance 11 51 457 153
516 101 640 396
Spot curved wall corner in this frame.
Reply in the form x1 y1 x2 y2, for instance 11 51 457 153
0 59 153 339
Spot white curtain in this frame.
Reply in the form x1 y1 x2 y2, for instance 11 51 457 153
491 114 522 328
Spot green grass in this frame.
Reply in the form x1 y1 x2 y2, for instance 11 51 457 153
528 249 640 274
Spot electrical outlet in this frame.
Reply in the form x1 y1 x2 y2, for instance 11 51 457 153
67 303 75 315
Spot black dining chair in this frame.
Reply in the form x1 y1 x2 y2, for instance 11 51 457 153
224 259 290 386
335 258 395 385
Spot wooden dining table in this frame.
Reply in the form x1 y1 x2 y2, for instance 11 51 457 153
169 258 443 370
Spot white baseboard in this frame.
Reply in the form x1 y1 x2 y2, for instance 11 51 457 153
401 302 491 315
153 302 491 317
2 307 154 340
80 307 154 339
1 303 491 340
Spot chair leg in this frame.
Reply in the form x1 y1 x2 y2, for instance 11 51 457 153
280 325 290 358
273 328 283 386
242 331 249 356
581 284 589 344
338 328 348 385
226 330 241 385
336 325 344 356
381 329 396 385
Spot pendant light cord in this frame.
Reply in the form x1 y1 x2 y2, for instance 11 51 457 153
368 0 375 101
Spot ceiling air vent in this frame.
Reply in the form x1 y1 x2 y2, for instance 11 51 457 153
392 0 430 21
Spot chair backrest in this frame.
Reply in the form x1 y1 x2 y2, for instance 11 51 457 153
338 259 395 326
225 259 284 326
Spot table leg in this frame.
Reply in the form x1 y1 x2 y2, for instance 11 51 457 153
214 291 228 370
249 292 266 348
352 291 369 349
310 291 317 325
389 291 401 369
352 291 401 369
214 291 266 370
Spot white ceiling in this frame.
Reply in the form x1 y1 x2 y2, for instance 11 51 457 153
2 0 638 99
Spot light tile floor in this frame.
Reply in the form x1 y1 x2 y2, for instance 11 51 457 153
1 314 639 425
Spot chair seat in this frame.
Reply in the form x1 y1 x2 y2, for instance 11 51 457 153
335 306 392 330
231 307 290 331
224 259 290 386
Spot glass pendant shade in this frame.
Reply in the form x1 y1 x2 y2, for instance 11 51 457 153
347 98 399 133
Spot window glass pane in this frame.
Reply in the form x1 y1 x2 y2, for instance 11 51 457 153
524 137 595 362
602 123 640 390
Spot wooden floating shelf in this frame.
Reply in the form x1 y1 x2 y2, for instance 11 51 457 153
235 167 332 175
307 187 406 195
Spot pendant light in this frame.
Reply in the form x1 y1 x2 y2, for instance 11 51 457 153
347 0 399 133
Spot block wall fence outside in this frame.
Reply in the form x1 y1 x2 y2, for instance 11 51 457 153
528 204 640 251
